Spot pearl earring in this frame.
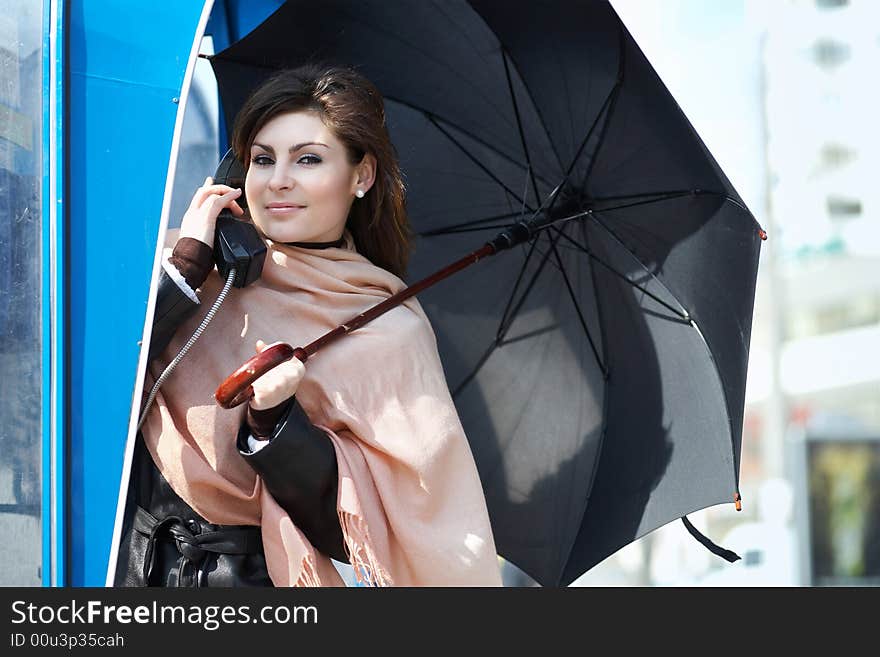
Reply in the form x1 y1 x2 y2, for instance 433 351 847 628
355 189 365 198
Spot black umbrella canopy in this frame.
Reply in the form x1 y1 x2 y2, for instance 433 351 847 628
210 0 763 586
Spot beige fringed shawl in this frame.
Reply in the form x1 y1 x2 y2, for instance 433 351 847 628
141 230 502 586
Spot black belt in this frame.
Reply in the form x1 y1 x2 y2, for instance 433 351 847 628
134 506 264 587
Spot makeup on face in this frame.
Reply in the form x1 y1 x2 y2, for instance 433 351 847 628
245 111 361 244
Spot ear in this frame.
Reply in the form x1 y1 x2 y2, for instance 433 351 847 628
353 153 377 194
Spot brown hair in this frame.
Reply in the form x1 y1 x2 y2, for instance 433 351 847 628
231 64 413 279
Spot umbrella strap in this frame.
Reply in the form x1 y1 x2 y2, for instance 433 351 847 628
680 516 741 563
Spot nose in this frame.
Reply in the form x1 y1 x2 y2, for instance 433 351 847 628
268 164 294 192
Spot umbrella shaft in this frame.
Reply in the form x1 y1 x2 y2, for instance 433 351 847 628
300 242 497 360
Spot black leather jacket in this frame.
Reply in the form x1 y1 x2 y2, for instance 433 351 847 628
141 270 346 563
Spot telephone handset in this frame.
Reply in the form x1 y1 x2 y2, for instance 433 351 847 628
212 148 267 288
137 150 268 429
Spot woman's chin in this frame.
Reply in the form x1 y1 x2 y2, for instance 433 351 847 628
252 215 345 244
255 222 307 243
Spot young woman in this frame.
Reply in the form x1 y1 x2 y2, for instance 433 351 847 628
114 64 502 587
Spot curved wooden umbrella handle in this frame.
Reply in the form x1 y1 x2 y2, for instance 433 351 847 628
214 342 306 409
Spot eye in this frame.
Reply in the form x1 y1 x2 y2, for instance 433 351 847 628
251 154 274 167
298 154 322 165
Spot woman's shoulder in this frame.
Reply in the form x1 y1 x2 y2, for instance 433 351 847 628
375 295 438 348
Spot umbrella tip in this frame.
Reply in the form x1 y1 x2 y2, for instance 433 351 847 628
734 492 742 511
758 229 768 241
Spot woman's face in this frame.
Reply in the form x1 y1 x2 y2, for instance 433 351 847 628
245 110 374 243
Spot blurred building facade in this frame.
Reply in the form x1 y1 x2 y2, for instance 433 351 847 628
746 0 880 586
748 0 880 452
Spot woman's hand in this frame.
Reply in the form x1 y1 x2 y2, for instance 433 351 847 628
179 176 244 246
249 340 306 410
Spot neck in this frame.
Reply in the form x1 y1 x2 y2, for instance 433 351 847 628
282 235 345 249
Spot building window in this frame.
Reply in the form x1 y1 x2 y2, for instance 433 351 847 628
819 143 857 170
787 295 880 340
812 39 851 69
827 196 862 221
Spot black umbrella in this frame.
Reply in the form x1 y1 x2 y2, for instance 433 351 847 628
208 0 763 587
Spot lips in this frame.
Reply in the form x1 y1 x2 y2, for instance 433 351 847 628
265 203 306 215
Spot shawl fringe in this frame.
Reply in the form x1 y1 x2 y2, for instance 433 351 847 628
339 509 393 587
294 551 322 587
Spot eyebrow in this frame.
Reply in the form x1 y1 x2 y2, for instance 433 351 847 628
252 142 330 153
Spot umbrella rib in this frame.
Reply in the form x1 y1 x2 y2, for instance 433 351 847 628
592 190 695 210
548 235 608 379
495 239 541 340
591 190 748 214
683 316 740 495
417 210 532 237
579 20 626 189
383 93 556 188
549 225 689 321
543 21 625 220
590 190 696 202
450 340 498 399
582 192 718 262
497 228 565 341
487 44 564 171
425 114 536 213
421 223 516 236
588 210 677 299
452 230 563 398
528 73 623 233
502 51 541 208
563 82 619 192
